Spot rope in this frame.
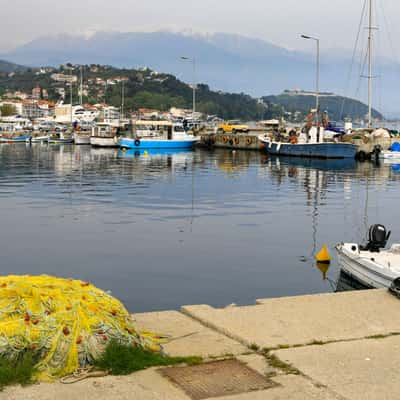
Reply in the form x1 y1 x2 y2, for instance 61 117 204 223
339 0 368 120
60 367 110 384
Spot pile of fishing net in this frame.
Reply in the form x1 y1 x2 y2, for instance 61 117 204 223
0 275 162 381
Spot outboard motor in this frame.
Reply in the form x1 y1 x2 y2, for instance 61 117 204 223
361 224 391 252
370 144 382 164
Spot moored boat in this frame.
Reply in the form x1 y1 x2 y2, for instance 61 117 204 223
31 134 51 143
379 142 400 161
48 132 74 144
90 123 119 148
119 121 198 150
73 132 91 145
0 133 32 143
336 224 400 288
259 127 357 159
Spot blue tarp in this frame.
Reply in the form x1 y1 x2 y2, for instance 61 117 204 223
390 142 400 152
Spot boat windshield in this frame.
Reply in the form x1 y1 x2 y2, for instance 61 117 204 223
174 125 185 132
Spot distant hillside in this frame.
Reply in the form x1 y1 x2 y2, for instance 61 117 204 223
263 91 383 122
2 31 399 115
0 60 27 73
0 64 281 120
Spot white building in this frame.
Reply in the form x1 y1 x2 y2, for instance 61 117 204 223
51 73 78 83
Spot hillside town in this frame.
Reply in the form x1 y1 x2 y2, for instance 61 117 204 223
0 64 213 132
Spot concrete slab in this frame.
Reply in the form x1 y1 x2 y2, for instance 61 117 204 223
274 335 400 400
182 290 400 349
134 310 248 357
0 368 190 400
236 354 277 377
213 375 341 400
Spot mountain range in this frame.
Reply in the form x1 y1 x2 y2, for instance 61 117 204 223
1 31 399 116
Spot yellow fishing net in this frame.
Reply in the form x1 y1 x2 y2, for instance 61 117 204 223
0 275 162 382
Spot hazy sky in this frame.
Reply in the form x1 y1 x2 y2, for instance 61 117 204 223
1 0 399 57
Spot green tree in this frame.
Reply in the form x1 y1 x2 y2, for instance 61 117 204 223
0 104 16 117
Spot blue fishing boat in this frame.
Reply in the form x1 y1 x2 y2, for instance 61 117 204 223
259 127 357 159
48 132 74 144
259 138 357 159
0 134 32 143
119 121 198 150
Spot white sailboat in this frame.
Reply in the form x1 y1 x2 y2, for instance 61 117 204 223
336 0 400 288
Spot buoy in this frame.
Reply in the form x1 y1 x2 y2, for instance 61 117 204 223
316 243 331 264
316 262 330 280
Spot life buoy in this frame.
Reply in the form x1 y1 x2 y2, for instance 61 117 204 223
223 136 228 143
246 137 252 145
134 139 141 147
234 136 240 145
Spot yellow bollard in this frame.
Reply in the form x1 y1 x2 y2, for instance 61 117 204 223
316 243 331 264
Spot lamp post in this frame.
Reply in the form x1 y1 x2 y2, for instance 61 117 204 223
301 35 320 115
301 35 320 141
180 56 196 126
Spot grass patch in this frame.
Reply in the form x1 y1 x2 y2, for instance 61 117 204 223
0 353 36 391
308 340 325 346
249 343 259 351
94 341 202 375
263 352 300 375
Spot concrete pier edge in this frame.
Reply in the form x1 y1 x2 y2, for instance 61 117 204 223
3 288 400 400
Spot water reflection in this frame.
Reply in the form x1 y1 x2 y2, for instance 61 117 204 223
335 270 370 292
0 145 399 311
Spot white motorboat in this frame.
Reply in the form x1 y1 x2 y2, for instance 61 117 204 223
90 123 119 148
380 150 400 161
336 224 400 288
73 132 91 145
30 134 51 143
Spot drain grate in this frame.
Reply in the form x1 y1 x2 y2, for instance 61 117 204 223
160 359 277 400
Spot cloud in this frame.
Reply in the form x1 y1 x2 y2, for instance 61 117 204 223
1 0 399 59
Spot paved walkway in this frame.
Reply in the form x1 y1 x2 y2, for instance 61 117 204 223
3 289 400 400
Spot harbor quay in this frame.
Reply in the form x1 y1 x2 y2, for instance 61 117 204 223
3 288 400 400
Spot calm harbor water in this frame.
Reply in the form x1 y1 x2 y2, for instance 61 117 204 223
0 144 399 312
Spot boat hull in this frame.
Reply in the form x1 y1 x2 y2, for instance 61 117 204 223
0 134 32 143
260 138 357 159
31 135 51 143
48 138 74 144
380 151 400 160
90 136 119 148
336 244 399 288
73 133 91 145
119 138 197 150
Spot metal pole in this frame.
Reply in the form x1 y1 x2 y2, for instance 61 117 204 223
70 67 73 125
316 39 320 142
316 39 319 116
368 0 373 128
192 58 196 124
121 80 125 120
79 66 83 106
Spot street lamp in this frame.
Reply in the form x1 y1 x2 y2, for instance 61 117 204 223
301 35 320 115
180 56 196 126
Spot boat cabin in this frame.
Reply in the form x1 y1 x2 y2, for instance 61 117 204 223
133 120 186 140
91 123 119 138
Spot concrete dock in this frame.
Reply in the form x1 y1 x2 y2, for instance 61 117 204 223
3 289 400 400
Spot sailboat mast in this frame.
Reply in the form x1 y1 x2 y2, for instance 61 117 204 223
367 0 373 128
79 66 83 106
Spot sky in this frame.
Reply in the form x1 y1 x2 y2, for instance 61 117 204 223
1 0 400 58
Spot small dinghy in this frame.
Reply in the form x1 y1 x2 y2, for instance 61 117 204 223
336 224 400 288
380 142 400 160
